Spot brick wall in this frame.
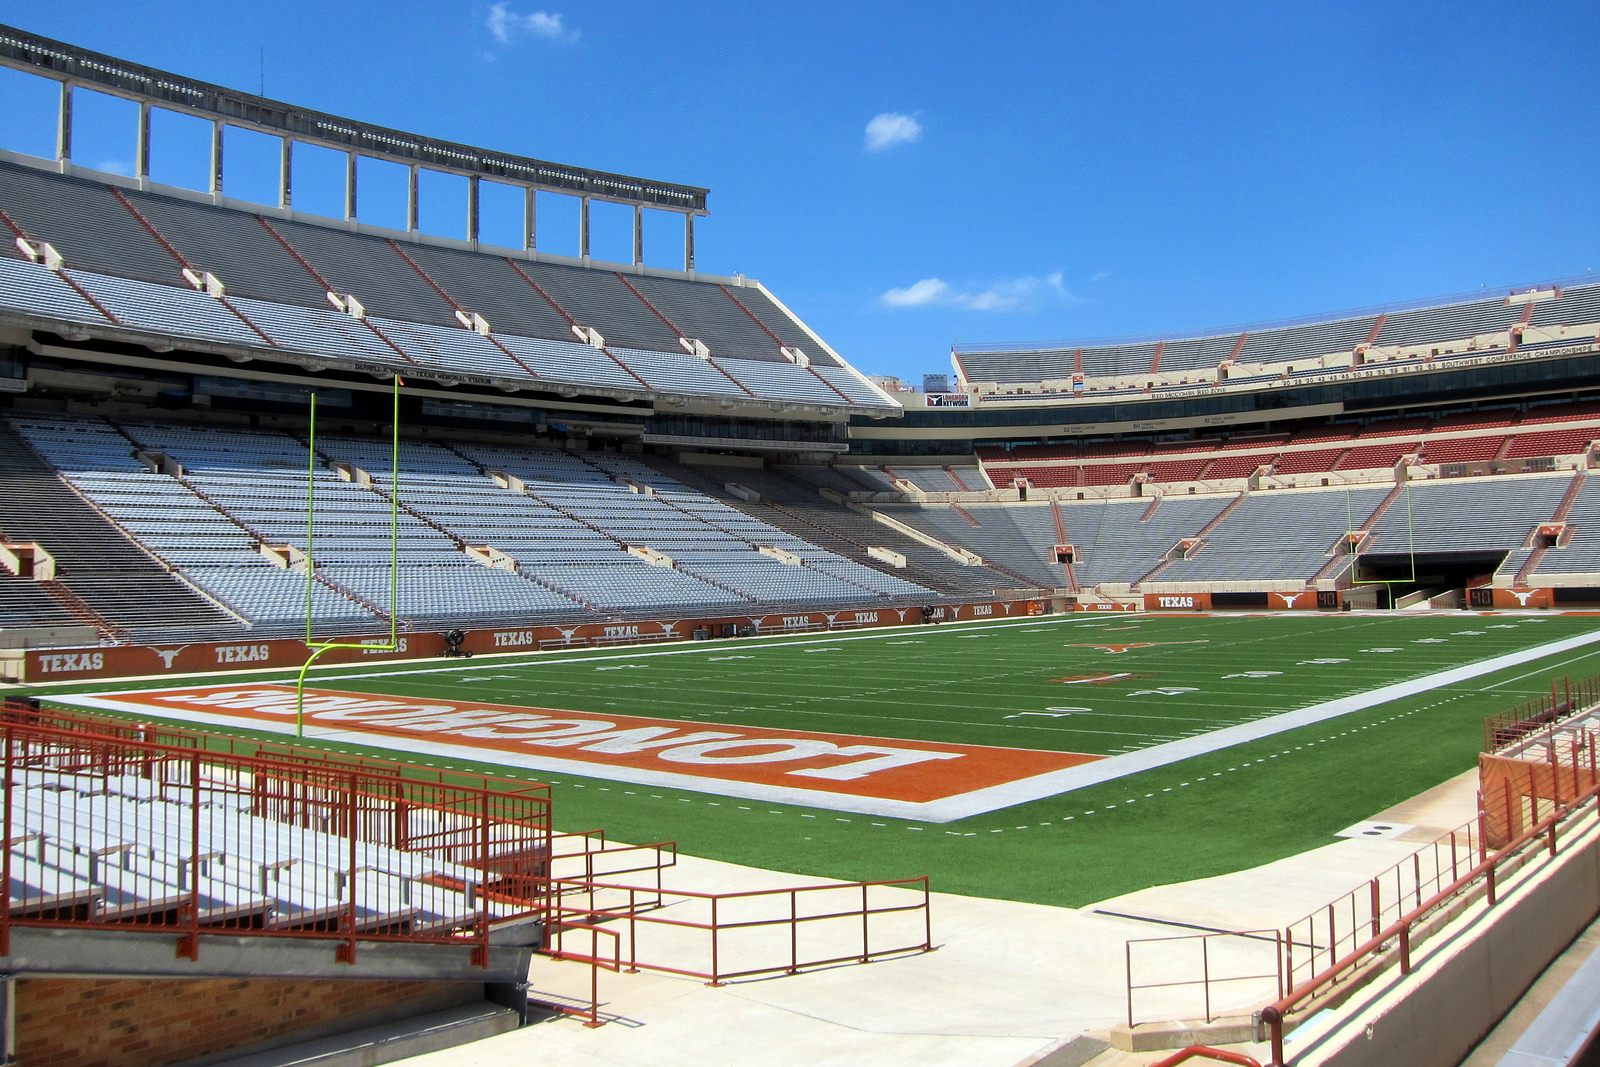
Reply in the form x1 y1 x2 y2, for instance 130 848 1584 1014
16 976 478 1067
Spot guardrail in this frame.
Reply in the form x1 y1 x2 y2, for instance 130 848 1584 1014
1124 677 1600 1052
0 700 552 967
1126 929 1282 1028
1484 675 1599 751
1280 820 1479 993
547 873 933 985
1259 776 1600 1065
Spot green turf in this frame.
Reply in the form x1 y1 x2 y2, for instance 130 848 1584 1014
25 612 1600 907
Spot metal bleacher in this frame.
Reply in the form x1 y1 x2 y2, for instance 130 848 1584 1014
3 413 943 634
1367 475 1574 556
2 704 548 985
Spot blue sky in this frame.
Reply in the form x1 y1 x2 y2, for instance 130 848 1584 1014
3 2 1599 385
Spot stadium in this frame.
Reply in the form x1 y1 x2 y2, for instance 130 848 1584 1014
0 12 1598 1067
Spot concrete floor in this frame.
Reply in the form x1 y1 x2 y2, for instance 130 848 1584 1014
396 772 1487 1067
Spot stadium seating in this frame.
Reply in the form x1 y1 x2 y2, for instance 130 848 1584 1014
0 160 892 412
1 413 946 635
1534 475 1600 576
954 282 1600 390
1156 487 1388 582
1367 476 1574 555
976 403 1600 490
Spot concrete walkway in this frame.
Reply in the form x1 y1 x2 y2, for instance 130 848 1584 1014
397 772 1485 1067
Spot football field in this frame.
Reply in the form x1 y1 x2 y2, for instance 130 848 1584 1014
37 611 1600 906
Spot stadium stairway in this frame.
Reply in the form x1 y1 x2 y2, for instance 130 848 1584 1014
0 421 248 643
1132 490 1248 588
1514 468 1589 583
1309 482 1407 583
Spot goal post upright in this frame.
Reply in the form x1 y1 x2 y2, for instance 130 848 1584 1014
295 374 403 736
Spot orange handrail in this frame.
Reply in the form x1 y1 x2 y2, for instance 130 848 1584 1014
1151 1048 1263 1067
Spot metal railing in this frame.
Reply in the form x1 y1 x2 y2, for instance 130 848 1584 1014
0 700 552 967
546 874 933 985
1483 675 1599 751
1280 820 1478 993
1126 929 1283 1028
1151 1049 1263 1067
1259 776 1600 1065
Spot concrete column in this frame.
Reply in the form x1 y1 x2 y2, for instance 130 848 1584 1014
56 82 72 163
344 151 358 220
466 175 480 245
578 196 590 259
210 121 224 196
135 101 151 180
279 137 293 209
683 213 695 272
406 165 419 232
632 205 643 265
523 186 537 251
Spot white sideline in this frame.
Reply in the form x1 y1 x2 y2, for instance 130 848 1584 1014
925 627 1600 821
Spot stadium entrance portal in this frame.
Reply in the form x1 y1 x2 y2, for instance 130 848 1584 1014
1356 551 1506 607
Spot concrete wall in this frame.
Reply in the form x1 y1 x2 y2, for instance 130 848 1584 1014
1312 821 1600 1067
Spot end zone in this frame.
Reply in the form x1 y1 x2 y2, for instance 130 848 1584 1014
58 683 1100 822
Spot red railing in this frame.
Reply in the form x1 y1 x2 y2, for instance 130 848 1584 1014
1152 1048 1263 1067
0 703 552 967
1126 679 1600 1051
1484 675 1599 751
1126 929 1283 1028
544 920 622 1027
546 874 933 985
1259 775 1600 1064
1280 820 1478 993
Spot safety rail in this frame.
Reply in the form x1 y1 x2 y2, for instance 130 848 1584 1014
1259 774 1600 1065
1126 929 1282 1028
0 705 552 968
1281 819 1478 992
1151 1048 1263 1067
1127 678 1600 1041
546 873 933 985
543 920 622 1028
1484 675 1599 751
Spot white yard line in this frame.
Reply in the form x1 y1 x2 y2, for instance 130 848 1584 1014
917 628 1600 821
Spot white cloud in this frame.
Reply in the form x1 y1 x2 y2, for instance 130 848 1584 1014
881 278 950 308
1091 270 1111 283
95 159 131 176
880 271 1078 313
486 4 578 44
864 112 923 152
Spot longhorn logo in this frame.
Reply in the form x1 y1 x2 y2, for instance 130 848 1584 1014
153 646 190 670
1274 591 1306 608
1511 589 1538 607
1070 640 1210 655
554 626 581 643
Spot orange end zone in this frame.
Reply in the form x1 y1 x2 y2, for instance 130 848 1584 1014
105 684 1101 805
